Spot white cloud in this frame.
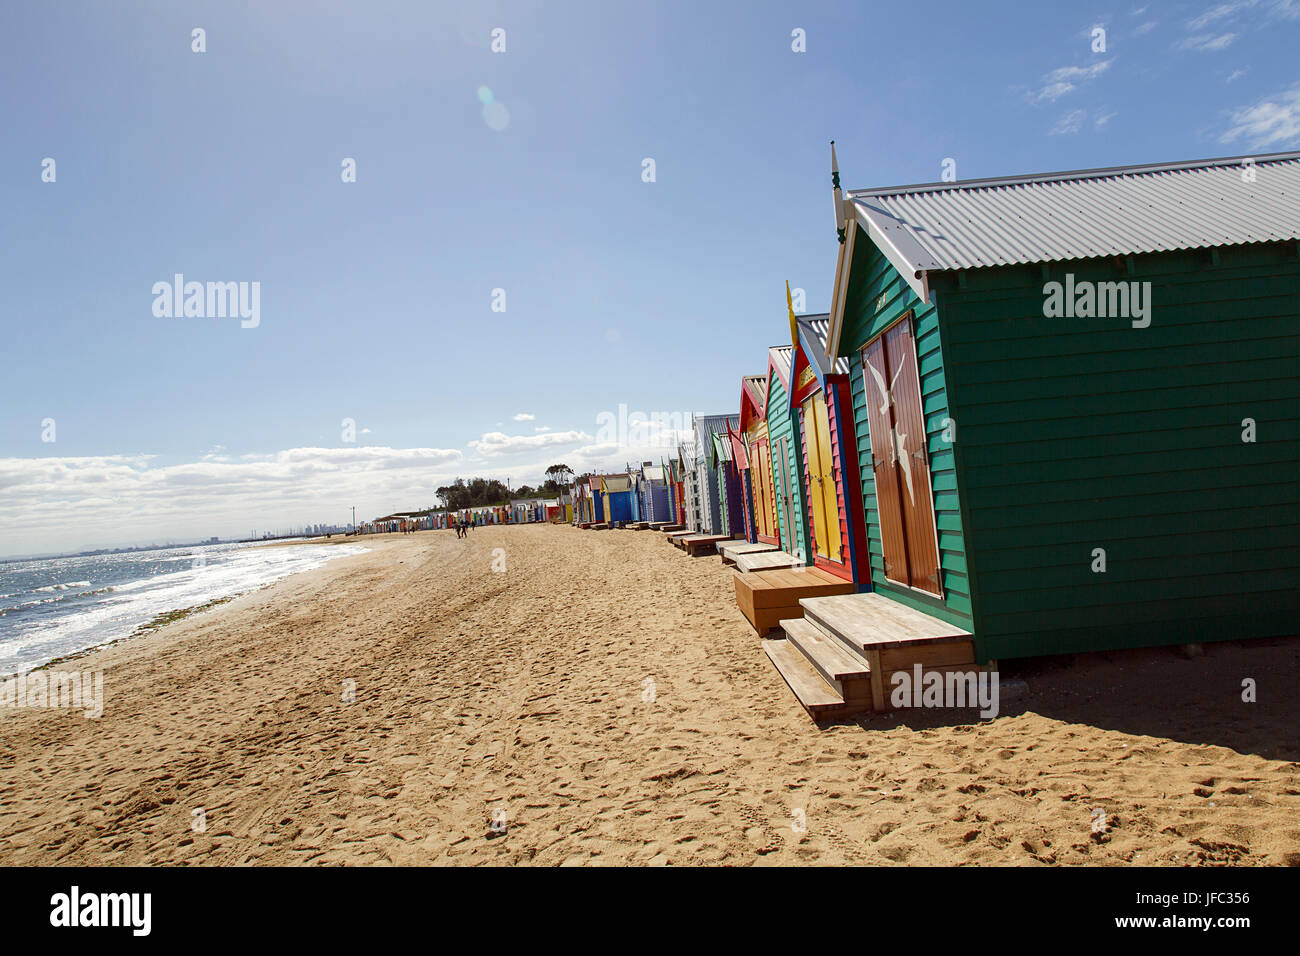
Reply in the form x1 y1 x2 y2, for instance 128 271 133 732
1227 68 1247 82
1188 0 1257 30
1135 20 1158 33
534 425 551 432
1094 110 1118 129
0 446 466 557
1182 32 1239 50
1220 84 1300 148
1050 109 1088 134
467 430 592 456
1029 60 1112 104
512 412 535 421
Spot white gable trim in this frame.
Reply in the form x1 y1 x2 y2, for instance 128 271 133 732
826 217 855 358
827 204 932 359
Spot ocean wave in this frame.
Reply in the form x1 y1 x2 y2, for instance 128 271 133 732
0 544 366 672
31 580 92 593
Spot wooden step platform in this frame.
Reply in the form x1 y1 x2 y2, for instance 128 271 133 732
735 550 802 573
666 529 696 545
734 567 856 636
764 639 851 719
628 521 650 530
657 524 685 532
589 522 610 530
763 593 980 720
686 535 738 556
678 533 732 556
647 521 672 530
800 593 973 657
781 617 873 706
717 541 779 565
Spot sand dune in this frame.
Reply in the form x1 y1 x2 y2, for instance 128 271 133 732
1 524 1296 865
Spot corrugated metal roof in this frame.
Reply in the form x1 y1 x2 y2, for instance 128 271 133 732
695 413 739 438
795 313 849 376
711 431 732 464
742 374 768 410
848 151 1300 275
769 345 793 389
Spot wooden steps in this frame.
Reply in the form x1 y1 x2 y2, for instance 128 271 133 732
657 524 685 532
628 521 650 530
647 521 672 530
735 550 802 573
717 541 778 565
680 533 734 556
733 567 855 636
801 593 972 655
666 529 696 545
590 522 610 530
763 640 850 718
761 592 980 722
781 617 872 699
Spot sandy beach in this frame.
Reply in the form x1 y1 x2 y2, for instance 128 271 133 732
1 524 1296 866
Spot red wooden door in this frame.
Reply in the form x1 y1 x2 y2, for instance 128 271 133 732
861 315 942 596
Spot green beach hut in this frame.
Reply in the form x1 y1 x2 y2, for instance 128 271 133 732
764 345 811 565
818 147 1300 664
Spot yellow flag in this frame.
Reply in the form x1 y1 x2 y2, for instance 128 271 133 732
786 280 798 350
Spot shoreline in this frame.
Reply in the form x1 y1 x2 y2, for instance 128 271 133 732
1 525 1296 866
1 538 368 677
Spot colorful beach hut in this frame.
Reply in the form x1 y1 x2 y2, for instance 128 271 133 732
638 462 671 523
763 146 1300 720
765 345 810 563
574 475 604 525
709 430 746 538
725 420 752 540
692 414 738 535
679 443 700 532
738 374 777 544
792 313 870 584
600 473 635 525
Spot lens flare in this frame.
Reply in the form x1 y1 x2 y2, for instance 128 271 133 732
483 101 510 131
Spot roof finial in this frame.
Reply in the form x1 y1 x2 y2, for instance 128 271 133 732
831 140 845 244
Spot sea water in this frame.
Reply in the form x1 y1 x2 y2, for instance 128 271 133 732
0 541 365 673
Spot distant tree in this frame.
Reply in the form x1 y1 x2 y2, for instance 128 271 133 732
435 477 512 509
545 464 573 490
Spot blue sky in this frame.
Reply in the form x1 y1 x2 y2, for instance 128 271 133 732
2 0 1298 556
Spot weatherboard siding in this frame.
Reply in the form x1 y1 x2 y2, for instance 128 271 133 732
766 369 809 561
842 234 975 633
932 241 1300 662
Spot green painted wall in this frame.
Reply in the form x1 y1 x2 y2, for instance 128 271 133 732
932 241 1300 661
766 365 809 562
841 231 976 633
